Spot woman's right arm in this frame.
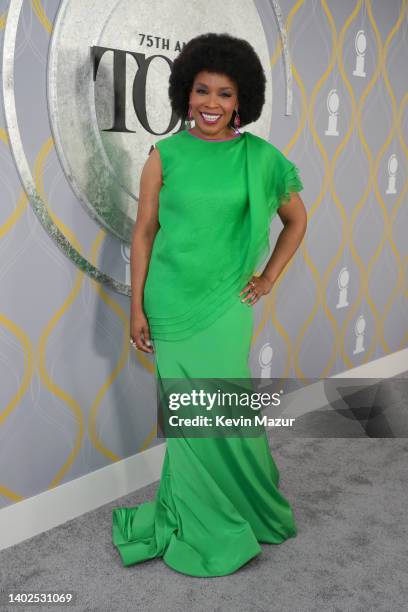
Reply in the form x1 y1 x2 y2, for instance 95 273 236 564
130 147 162 353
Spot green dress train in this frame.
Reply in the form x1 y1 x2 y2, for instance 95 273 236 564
112 127 304 577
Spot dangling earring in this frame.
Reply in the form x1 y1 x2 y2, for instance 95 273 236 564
233 107 241 133
184 105 194 129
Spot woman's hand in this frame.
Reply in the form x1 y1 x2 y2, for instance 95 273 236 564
239 274 273 306
130 308 154 353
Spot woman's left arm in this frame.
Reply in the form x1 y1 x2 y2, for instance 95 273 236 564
240 192 307 305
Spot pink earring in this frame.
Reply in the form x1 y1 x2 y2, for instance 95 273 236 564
233 108 240 129
184 104 194 129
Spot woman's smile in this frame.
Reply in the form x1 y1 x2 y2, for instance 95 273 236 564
199 112 222 124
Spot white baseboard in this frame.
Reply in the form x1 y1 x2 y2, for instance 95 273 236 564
263 348 408 428
0 441 166 551
332 347 408 379
1 348 407 552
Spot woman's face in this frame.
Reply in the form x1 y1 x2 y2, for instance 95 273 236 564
188 71 239 139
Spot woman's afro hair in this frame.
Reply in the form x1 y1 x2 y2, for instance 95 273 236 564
168 32 266 128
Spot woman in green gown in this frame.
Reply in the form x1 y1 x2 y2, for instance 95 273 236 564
112 33 307 577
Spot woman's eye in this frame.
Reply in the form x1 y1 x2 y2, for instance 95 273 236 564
196 89 232 97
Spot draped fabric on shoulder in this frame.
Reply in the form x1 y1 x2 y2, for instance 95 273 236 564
143 130 303 342
240 135 304 315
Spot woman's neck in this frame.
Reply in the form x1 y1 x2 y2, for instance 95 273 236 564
188 127 240 141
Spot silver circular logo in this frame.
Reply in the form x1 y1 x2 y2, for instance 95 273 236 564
3 0 290 294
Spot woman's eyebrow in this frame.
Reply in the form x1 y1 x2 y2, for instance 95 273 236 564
195 82 234 90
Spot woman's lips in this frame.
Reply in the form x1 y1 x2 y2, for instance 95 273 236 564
200 112 221 124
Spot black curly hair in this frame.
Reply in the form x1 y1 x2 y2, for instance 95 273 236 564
168 32 266 128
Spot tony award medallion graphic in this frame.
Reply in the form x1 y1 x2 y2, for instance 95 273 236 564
3 0 293 295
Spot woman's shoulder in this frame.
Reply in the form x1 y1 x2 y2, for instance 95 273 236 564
245 131 284 158
153 130 185 151
245 131 300 182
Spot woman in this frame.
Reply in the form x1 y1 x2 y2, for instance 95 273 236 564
112 32 307 577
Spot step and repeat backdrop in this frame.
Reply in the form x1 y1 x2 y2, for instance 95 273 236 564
0 0 407 508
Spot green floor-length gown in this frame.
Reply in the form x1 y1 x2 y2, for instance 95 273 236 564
112 127 304 577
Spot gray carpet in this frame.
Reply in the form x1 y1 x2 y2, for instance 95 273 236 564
1 434 407 612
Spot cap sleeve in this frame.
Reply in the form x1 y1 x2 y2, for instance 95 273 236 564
149 138 168 181
274 148 304 208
